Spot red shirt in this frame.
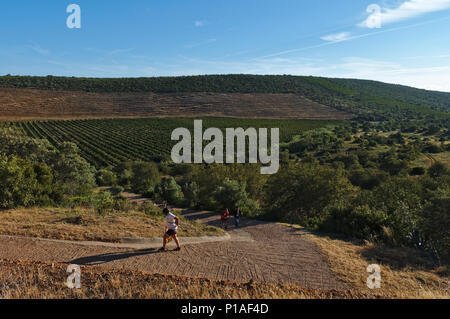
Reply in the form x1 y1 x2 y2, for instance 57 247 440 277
221 210 229 220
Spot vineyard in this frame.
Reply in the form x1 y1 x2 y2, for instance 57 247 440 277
5 118 342 168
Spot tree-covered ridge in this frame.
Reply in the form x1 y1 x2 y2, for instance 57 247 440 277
331 78 450 112
1 74 449 123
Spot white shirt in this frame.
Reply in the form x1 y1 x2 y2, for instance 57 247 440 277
166 212 178 231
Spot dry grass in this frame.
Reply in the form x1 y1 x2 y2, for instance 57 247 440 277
0 259 369 299
430 152 450 167
306 233 450 299
412 152 449 168
0 208 224 242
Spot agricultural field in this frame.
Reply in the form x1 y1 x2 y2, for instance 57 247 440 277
4 118 343 167
0 88 353 121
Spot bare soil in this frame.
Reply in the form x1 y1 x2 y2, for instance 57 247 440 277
0 88 354 120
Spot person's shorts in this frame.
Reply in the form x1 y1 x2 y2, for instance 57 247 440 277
166 229 177 236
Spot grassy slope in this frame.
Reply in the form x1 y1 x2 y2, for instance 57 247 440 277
278 224 449 299
0 259 367 299
309 234 449 299
0 208 224 242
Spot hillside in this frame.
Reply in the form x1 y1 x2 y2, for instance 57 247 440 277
0 88 352 120
1 74 449 122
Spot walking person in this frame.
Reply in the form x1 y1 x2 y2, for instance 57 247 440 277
234 207 241 228
159 208 181 251
220 208 230 230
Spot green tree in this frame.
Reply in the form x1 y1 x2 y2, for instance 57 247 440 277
154 177 183 204
419 190 450 262
49 142 96 197
264 163 354 225
130 162 160 195
96 169 118 186
355 177 423 246
182 181 200 208
0 156 53 208
212 178 259 216
428 162 449 179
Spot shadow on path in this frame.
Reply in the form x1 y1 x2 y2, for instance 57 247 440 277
68 248 160 266
179 209 268 229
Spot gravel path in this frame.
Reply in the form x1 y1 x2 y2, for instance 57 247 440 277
0 210 346 290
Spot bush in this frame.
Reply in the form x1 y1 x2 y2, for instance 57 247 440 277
428 162 449 178
112 195 131 213
320 206 389 241
212 178 259 215
109 186 124 196
154 177 183 205
92 191 114 215
96 169 117 186
423 143 443 154
419 194 450 262
410 167 426 176
67 196 92 208
130 162 160 195
182 181 200 208
264 163 354 225
141 202 164 217
49 142 97 197
354 177 423 246
0 156 54 208
349 169 388 190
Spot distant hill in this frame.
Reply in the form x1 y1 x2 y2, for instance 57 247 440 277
0 74 449 122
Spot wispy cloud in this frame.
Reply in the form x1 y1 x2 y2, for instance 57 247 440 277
184 38 217 49
360 0 450 28
108 48 134 56
261 14 450 58
320 32 352 43
194 20 205 27
30 43 50 56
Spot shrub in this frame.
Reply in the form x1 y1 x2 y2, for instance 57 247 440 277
264 163 354 225
212 179 259 213
0 156 54 208
320 206 389 241
130 162 160 195
67 196 92 208
112 194 131 213
141 202 164 217
109 186 124 196
182 181 200 208
419 194 450 262
92 191 114 215
96 169 118 186
349 169 388 190
410 167 426 176
154 177 183 205
428 162 449 179
50 142 97 197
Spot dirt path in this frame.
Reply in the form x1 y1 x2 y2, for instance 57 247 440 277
0 210 346 290
425 153 436 166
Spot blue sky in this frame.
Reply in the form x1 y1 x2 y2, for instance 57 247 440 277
1 0 450 91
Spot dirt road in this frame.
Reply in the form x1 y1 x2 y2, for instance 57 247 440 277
0 210 346 290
